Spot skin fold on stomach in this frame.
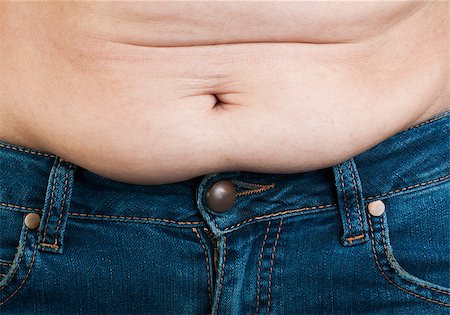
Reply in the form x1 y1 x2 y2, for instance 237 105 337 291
0 2 448 184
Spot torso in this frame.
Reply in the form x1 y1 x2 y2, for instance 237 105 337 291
0 2 448 184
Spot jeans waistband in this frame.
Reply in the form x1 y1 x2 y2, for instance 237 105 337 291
0 111 448 238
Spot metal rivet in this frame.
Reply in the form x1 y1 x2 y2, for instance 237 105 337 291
368 200 385 216
24 213 41 229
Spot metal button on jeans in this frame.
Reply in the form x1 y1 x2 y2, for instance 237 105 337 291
206 180 236 213
368 200 385 216
24 213 41 229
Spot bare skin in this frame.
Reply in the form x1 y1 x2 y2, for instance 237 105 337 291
0 1 448 184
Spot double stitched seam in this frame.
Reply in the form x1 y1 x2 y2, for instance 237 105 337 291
223 203 336 232
348 162 365 236
255 221 272 315
367 213 449 307
0 262 12 267
379 216 450 296
337 164 353 235
266 219 283 315
0 203 41 212
0 143 56 158
42 164 73 249
365 174 450 201
406 112 449 131
41 158 62 244
215 235 227 315
192 228 212 307
0 229 39 306
0 229 28 291
68 212 204 225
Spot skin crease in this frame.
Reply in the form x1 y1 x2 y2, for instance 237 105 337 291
0 2 448 185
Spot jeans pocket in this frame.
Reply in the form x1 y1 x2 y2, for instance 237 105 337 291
367 181 450 307
0 209 40 306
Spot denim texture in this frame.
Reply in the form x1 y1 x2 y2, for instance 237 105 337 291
0 111 449 314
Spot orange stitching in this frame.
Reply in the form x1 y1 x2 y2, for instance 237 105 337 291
68 212 204 225
0 142 56 158
345 234 365 242
236 184 276 197
202 227 214 240
0 228 28 290
402 274 450 296
337 164 353 233
380 216 450 296
380 217 388 253
52 164 73 246
192 228 212 307
368 214 449 306
215 235 227 315
233 181 276 197
39 242 59 250
233 181 270 188
1 175 447 222
0 203 41 212
0 229 39 305
0 261 12 266
267 219 283 315
349 162 364 232
223 203 336 231
41 158 62 243
365 175 450 201
255 221 271 315
406 111 449 131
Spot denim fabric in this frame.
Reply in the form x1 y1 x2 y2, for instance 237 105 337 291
0 110 449 314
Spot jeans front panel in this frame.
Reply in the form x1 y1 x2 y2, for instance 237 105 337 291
215 179 450 315
0 214 212 314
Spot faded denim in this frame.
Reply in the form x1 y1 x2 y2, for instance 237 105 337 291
0 111 449 314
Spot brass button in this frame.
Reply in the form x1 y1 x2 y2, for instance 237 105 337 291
24 213 41 229
206 180 236 213
368 200 385 216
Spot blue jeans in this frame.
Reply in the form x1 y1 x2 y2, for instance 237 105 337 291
0 111 449 314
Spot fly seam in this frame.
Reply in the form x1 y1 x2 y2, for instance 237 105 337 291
266 219 283 315
192 227 212 306
215 235 227 315
255 221 272 315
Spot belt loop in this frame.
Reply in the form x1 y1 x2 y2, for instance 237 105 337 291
333 158 369 246
38 157 76 254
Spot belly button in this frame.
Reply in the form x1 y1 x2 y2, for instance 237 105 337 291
212 94 224 110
